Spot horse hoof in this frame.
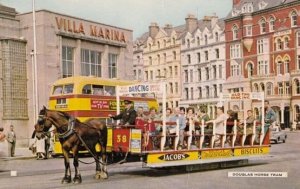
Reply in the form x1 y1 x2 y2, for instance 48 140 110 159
61 176 71 184
100 171 108 179
73 175 82 184
95 172 101 180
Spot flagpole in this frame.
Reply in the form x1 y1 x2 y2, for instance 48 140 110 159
32 0 39 121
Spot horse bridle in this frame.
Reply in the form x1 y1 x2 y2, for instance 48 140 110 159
36 110 58 136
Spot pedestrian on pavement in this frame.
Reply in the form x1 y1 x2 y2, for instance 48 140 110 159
0 127 8 157
32 134 46 160
6 125 16 157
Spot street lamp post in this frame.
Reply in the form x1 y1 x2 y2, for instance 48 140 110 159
32 0 39 121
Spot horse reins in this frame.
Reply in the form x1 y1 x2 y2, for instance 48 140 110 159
39 111 128 166
74 130 129 166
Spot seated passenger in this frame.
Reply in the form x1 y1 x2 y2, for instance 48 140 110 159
143 108 160 148
173 107 186 149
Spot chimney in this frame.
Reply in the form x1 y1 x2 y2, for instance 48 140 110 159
149 22 159 38
185 14 198 33
203 14 219 28
233 0 241 7
163 24 173 34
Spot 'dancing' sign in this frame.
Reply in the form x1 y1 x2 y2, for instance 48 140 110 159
118 84 162 95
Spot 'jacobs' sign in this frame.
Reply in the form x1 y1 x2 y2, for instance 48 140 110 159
158 153 190 161
55 17 126 43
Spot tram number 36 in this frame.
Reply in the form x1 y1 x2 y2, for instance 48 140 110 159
116 134 127 143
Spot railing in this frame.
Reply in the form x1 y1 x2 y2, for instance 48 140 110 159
112 119 268 152
145 119 266 151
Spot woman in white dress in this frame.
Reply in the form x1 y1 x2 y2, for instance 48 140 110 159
32 135 45 160
0 127 8 157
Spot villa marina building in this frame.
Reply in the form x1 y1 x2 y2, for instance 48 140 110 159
0 4 133 146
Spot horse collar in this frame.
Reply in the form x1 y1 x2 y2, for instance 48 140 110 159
58 117 75 139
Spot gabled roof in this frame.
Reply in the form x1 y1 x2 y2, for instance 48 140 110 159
227 0 299 19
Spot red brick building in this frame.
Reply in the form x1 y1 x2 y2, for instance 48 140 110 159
224 0 300 128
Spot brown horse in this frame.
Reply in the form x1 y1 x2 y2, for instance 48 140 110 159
35 106 108 183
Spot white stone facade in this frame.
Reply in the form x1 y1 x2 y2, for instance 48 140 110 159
180 15 226 118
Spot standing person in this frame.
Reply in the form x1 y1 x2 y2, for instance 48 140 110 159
35 136 46 160
136 106 147 120
263 100 276 132
237 110 255 145
0 127 8 157
109 100 137 126
6 125 16 157
206 107 227 146
173 107 186 149
143 107 160 149
198 110 210 123
44 132 51 159
185 107 199 133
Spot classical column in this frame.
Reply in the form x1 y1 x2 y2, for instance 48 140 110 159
280 102 284 128
74 39 81 76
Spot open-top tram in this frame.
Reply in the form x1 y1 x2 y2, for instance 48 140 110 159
48 76 270 169
114 84 270 168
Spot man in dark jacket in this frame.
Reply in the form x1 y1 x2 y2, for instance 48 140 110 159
110 100 137 125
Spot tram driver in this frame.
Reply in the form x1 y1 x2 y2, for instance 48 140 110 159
109 100 137 126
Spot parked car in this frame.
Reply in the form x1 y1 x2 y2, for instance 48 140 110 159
270 126 287 144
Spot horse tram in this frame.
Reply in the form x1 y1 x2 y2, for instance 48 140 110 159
35 76 271 183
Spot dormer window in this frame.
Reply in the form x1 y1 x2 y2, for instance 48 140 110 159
269 17 275 32
248 4 253 12
259 1 267 10
242 3 253 13
187 39 190 48
259 18 266 34
197 36 200 46
172 37 176 45
232 25 238 40
242 5 247 13
215 32 219 42
204 35 208 45
291 11 298 27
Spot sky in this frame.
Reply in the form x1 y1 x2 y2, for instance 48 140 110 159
0 0 232 39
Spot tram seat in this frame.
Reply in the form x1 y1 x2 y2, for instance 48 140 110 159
148 121 179 151
193 120 215 149
225 120 237 147
238 120 255 146
214 120 227 148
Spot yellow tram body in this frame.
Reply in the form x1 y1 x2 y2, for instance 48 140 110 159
48 76 158 155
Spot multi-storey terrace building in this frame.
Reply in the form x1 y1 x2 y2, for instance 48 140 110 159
225 0 300 128
180 14 226 118
134 23 185 108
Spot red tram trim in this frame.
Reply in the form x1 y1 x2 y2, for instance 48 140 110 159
50 94 156 101
58 110 115 118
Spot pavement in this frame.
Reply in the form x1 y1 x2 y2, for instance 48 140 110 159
0 147 35 161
